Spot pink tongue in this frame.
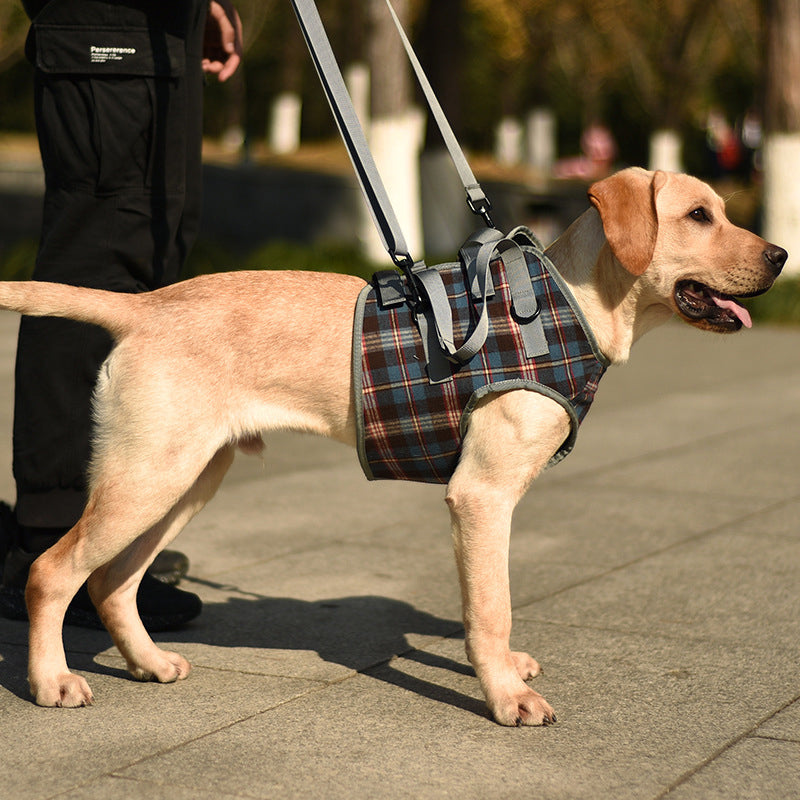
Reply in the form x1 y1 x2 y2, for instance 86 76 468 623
712 295 752 328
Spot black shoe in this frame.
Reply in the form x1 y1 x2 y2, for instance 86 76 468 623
149 549 190 586
0 545 202 632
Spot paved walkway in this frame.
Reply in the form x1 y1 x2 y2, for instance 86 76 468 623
0 309 799 799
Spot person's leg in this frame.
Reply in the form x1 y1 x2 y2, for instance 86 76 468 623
1 1 208 630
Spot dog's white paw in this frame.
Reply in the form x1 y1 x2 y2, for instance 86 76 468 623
128 649 191 684
30 672 94 708
489 685 556 727
511 651 542 681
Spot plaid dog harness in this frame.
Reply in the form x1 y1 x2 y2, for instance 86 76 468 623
353 239 609 483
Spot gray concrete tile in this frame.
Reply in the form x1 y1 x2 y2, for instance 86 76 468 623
56 776 246 800
194 540 462 615
178 452 451 578
509 480 761 575
499 622 798 741
513 511 800 652
571 415 800 501
587 322 800 411
665 737 800 800
552 322 800 486
752 698 800 743
1 657 318 800
113 626 797 800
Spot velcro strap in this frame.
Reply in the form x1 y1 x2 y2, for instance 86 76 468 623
372 270 406 309
499 240 539 322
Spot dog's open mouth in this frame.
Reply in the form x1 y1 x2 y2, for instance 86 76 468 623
674 280 757 330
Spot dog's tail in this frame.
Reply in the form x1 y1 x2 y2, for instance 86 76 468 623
0 281 138 339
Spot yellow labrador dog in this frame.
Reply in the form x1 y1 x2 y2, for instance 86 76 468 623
0 168 787 724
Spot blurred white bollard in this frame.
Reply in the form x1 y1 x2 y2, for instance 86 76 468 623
649 129 683 173
269 92 302 155
363 109 425 264
495 117 524 166
526 108 556 176
763 133 800 274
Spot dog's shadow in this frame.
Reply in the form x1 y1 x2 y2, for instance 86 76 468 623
0 586 489 718
163 580 490 719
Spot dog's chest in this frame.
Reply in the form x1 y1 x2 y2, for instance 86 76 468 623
353 249 608 483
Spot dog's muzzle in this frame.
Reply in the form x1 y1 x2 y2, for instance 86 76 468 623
673 281 755 330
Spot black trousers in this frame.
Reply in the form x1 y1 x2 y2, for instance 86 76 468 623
14 0 207 527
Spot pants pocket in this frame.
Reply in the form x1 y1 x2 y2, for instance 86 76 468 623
30 2 187 194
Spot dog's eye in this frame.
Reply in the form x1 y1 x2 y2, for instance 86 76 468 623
689 207 712 223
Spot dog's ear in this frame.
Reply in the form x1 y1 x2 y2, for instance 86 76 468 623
588 169 667 276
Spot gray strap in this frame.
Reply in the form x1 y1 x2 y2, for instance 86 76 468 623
382 0 493 225
293 1 545 375
293 0 497 258
415 306 452 384
498 240 538 320
462 237 550 360
416 237 548 373
491 240 550 358
460 227 502 300
290 0 413 269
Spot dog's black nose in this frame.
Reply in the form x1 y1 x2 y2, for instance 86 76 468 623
764 245 788 275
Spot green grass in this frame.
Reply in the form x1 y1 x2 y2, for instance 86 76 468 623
746 275 800 326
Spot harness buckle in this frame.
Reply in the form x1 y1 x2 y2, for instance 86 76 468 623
466 186 494 228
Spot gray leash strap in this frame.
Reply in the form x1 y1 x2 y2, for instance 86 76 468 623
415 249 492 363
380 0 547 362
290 0 413 272
460 227 502 300
381 0 493 226
291 0 492 364
414 250 492 384
291 0 494 253
292 0 548 376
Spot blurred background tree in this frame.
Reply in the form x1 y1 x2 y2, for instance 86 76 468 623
0 0 26 70
1 0 798 273
0 0 768 171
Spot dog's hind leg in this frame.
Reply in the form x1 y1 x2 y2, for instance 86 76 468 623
25 442 235 707
25 526 99 707
88 444 236 684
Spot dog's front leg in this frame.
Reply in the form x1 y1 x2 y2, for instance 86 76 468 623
447 391 569 726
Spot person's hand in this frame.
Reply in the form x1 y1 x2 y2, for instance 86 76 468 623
203 1 243 82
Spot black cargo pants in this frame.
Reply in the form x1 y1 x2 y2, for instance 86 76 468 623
14 0 207 527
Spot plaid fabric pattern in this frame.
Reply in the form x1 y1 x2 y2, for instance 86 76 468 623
355 247 608 483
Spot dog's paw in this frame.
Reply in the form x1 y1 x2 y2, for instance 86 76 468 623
511 651 542 681
128 649 191 684
488 686 556 727
30 672 94 708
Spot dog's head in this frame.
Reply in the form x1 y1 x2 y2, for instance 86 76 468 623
588 167 787 332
